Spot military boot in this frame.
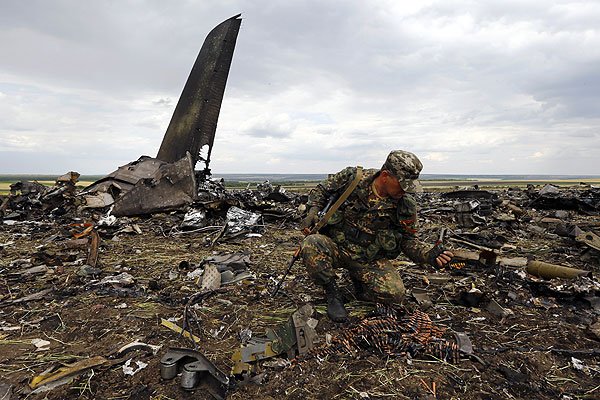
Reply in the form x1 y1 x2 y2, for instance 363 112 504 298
324 281 348 322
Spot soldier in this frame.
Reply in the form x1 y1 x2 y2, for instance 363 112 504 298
301 150 454 322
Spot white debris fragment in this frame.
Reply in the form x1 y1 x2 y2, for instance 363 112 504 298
467 317 486 322
122 358 148 376
117 341 162 356
325 333 333 346
209 325 225 338
114 303 128 309
31 338 51 351
571 357 586 372
262 359 291 369
99 272 134 286
181 209 207 228
98 213 117 226
187 268 204 279
226 206 261 234
515 270 528 279
1 325 21 332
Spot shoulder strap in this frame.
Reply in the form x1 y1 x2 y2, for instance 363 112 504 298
309 166 363 234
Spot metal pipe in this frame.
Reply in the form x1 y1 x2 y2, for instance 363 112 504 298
525 260 590 279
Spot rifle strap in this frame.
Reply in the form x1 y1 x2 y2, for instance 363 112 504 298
310 166 363 234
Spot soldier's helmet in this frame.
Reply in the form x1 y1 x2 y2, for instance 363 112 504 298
381 150 423 193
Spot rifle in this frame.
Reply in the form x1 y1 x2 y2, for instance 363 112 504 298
271 166 363 296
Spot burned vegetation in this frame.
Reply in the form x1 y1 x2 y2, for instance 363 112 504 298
1 175 600 399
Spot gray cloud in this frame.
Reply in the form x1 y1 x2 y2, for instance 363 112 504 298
0 0 599 175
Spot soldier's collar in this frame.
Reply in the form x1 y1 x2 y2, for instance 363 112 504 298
371 181 385 200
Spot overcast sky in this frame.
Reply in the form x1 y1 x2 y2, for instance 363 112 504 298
1 0 599 175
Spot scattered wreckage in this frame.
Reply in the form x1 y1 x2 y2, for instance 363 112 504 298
2 174 600 398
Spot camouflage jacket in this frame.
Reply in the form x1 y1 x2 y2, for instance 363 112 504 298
308 166 431 264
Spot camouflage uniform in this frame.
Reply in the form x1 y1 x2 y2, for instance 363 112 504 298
301 151 432 304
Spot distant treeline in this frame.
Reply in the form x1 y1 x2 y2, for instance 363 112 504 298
211 173 600 183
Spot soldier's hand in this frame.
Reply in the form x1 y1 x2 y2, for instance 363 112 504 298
427 244 453 268
300 206 320 231
435 250 454 268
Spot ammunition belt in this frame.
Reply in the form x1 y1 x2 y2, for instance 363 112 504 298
295 307 459 363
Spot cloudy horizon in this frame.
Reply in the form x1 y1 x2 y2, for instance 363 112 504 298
1 0 599 175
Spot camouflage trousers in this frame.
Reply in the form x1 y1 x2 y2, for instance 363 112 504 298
301 233 406 304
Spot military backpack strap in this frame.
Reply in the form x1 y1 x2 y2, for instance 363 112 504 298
310 166 363 234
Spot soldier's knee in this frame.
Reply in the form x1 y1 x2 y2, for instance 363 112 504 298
362 277 406 304
301 234 333 258
386 282 406 303
302 233 330 248
376 283 406 304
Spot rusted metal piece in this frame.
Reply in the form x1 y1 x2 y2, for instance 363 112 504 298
525 260 590 279
29 356 108 391
156 14 242 172
87 230 100 268
112 153 197 216
576 231 600 252
70 223 94 239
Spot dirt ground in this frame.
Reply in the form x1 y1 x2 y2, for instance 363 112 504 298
1 185 600 399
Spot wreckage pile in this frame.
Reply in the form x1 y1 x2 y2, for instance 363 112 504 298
1 176 600 399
